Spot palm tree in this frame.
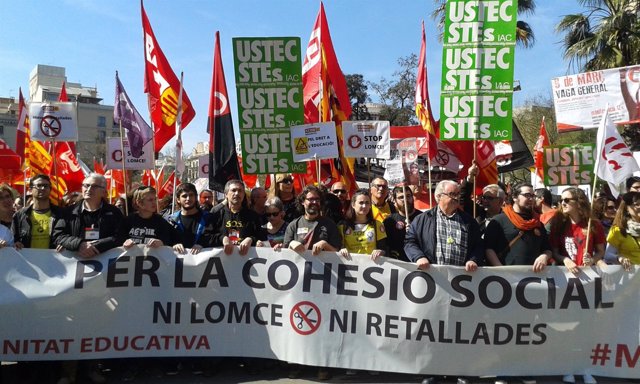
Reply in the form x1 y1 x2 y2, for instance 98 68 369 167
431 0 536 48
556 0 640 149
556 0 640 72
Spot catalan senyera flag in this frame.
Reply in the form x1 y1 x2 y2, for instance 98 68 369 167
415 21 438 160
533 116 549 188
302 2 355 192
141 2 195 153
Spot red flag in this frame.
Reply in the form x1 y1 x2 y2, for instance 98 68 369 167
16 89 27 164
141 2 196 153
157 170 179 200
533 116 549 186
302 2 356 192
208 31 240 192
59 81 68 102
52 142 85 192
57 81 77 154
93 160 106 175
444 124 497 195
0 139 21 170
415 21 438 160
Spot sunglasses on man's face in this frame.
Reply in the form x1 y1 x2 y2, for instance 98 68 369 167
266 211 281 217
279 179 293 184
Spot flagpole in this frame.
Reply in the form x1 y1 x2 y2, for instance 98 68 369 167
118 120 129 216
585 104 611 267
172 72 185 214
403 185 410 226
367 158 371 186
472 138 477 218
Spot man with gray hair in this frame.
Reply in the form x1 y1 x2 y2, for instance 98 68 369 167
53 173 124 258
477 184 506 235
404 179 483 384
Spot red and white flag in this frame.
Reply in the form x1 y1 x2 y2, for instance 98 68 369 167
532 116 549 188
141 2 195 153
595 106 640 197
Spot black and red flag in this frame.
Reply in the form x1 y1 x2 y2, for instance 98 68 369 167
208 31 240 192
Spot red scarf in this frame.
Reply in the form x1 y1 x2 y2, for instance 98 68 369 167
503 204 541 231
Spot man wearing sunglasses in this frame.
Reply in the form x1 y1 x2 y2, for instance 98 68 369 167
370 177 396 221
330 181 350 218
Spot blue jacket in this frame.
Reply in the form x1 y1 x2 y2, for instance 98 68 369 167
404 208 484 265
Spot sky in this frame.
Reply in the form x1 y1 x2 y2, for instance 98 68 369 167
0 0 584 154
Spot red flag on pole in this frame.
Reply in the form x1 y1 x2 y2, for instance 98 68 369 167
157 170 179 200
208 31 240 192
415 21 438 160
57 81 77 154
141 1 196 153
533 117 549 188
302 2 356 192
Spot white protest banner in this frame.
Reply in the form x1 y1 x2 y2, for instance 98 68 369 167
28 102 78 141
1 246 639 379
290 122 338 162
342 120 391 159
552 64 640 132
198 154 209 178
105 137 154 170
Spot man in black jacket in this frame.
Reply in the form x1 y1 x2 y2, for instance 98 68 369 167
52 173 124 258
13 174 63 250
404 179 483 384
404 179 484 272
210 179 262 255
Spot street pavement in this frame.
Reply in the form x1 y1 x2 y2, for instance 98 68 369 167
2 360 635 384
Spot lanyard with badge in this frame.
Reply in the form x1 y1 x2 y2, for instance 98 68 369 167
85 225 100 241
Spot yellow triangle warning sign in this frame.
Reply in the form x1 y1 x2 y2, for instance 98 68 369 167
295 137 309 154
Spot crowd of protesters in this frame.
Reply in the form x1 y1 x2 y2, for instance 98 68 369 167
1 170 640 384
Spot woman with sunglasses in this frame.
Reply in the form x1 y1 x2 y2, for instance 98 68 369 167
337 189 387 261
256 197 289 250
548 187 604 384
592 194 617 237
606 191 640 270
272 173 300 223
548 187 607 273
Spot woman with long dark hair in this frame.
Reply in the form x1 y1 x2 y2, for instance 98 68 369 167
337 189 387 261
607 191 640 270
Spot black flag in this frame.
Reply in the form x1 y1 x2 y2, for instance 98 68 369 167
208 31 240 192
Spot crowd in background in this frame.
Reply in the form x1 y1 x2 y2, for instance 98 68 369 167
1 170 640 384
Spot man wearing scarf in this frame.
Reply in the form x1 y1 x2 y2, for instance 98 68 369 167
484 183 552 271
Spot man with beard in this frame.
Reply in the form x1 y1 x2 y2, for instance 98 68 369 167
167 183 215 254
370 177 396 221
484 184 550 384
210 179 261 256
283 184 341 256
13 174 63 250
484 183 552 269
383 185 420 262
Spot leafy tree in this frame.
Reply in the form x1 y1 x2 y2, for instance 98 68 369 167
556 0 640 149
431 0 536 48
345 74 370 120
368 54 418 126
